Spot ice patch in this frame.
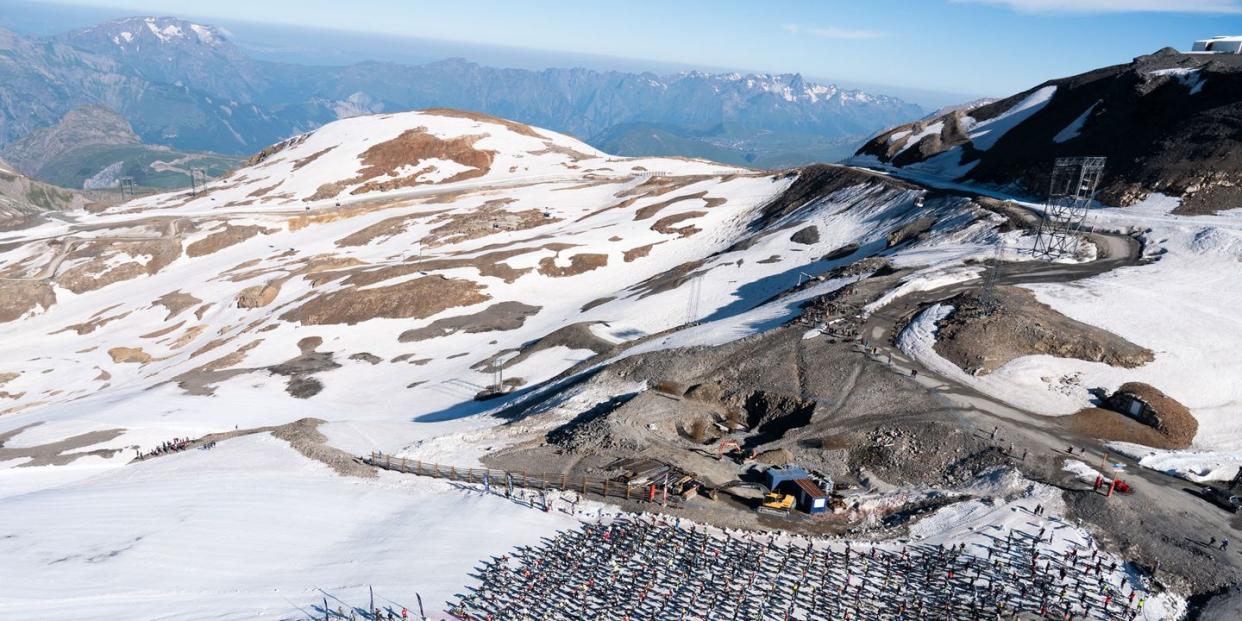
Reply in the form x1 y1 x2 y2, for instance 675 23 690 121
1109 443 1242 483
1053 101 1099 144
964 85 1057 151
1150 67 1206 95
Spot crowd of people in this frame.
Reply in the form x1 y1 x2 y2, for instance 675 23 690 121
449 514 1154 620
134 437 193 460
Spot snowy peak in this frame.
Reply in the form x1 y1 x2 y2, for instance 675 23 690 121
53 16 261 103
122 108 620 212
853 49 1242 214
73 16 229 50
674 70 890 106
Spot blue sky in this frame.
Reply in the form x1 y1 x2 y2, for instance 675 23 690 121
25 0 1242 99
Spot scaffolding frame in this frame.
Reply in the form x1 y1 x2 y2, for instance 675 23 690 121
1031 157 1106 260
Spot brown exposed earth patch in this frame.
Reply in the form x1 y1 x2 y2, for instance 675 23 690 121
1065 382 1198 449
332 243 576 288
245 134 306 167
635 191 709 220
887 217 938 248
56 238 180 294
268 418 374 476
1064 407 1192 450
55 310 131 335
575 176 711 223
619 175 712 200
107 347 151 364
530 142 596 160
190 336 235 360
335 209 449 247
237 280 283 309
0 372 18 386
421 108 544 139
479 322 614 374
169 325 208 349
582 297 615 312
308 127 494 201
292 147 334 171
930 287 1154 375
0 281 55 323
245 255 368 287
246 183 281 199
281 274 489 325
630 259 710 299
288 207 377 232
268 338 341 398
0 424 125 468
652 211 707 238
398 301 541 342
538 253 609 277
186 224 273 258
198 339 265 373
624 242 662 263
154 291 202 320
0 250 39 278
421 199 555 247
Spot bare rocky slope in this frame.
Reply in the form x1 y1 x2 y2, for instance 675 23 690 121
0 105 141 176
0 158 93 229
854 48 1242 214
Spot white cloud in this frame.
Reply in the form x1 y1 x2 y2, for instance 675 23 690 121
955 0 1242 13
782 23 887 40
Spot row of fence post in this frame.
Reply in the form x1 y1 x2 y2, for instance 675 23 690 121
368 451 642 502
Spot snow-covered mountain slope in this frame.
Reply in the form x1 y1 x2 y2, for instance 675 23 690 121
12 104 1232 618
0 109 1015 484
0 109 1050 617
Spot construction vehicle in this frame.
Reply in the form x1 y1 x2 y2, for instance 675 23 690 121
757 491 795 516
1201 485 1242 514
668 474 701 499
717 439 754 463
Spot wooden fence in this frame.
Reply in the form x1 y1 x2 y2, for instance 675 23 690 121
364 452 672 503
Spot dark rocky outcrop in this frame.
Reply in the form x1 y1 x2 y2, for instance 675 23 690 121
856 50 1242 214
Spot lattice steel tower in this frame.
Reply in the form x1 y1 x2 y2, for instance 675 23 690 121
1031 157 1106 260
118 176 136 201
189 168 208 196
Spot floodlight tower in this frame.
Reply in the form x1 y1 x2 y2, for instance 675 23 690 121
977 243 1003 314
1031 157 1106 260
189 168 208 196
118 176 136 201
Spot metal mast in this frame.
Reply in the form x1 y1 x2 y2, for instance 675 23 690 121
1031 157 1106 260
189 168 208 196
977 243 1003 314
118 176 136 201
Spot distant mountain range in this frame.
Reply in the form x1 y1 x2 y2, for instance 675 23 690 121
0 16 926 179
0 105 240 190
